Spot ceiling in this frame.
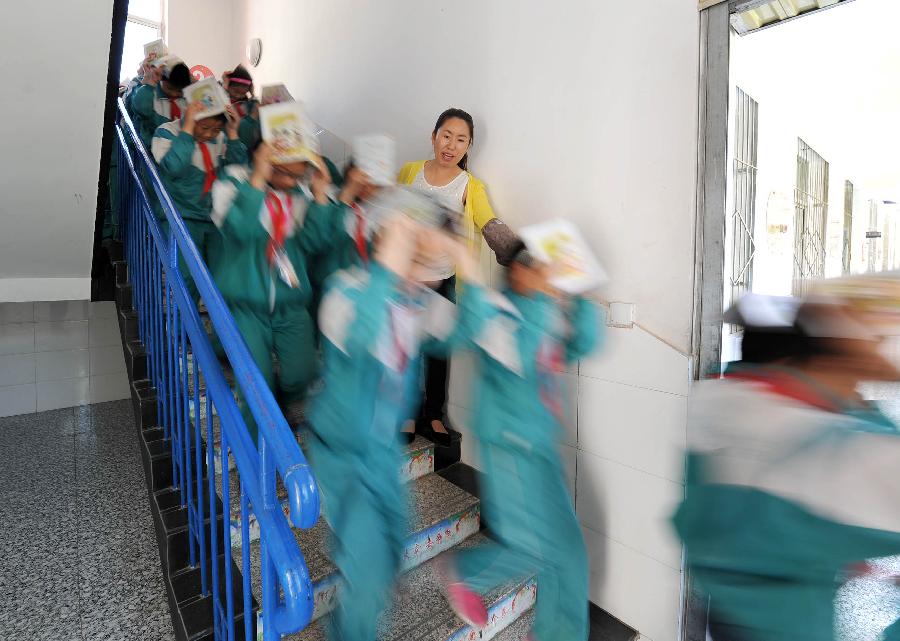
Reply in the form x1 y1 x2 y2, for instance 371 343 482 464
730 0 857 35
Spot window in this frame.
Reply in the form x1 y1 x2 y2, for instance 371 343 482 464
726 87 759 331
842 181 853 275
119 0 164 84
792 138 829 295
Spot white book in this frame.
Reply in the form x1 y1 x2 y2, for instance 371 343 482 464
352 134 396 186
143 38 168 60
520 219 607 294
260 84 294 105
184 78 230 119
259 102 320 164
151 54 183 70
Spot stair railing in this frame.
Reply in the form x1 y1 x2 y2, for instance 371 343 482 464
114 98 320 640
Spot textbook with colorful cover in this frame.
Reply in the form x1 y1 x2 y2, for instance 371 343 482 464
260 84 294 105
143 39 168 60
184 78 230 119
259 102 320 164
352 134 396 186
520 218 607 294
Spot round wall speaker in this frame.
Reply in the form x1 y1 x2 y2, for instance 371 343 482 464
247 38 263 67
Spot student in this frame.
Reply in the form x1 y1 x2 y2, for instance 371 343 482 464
222 65 259 149
440 247 600 641
151 102 247 302
131 61 192 150
210 143 360 443
307 162 380 331
674 290 900 641
397 107 521 445
308 214 488 641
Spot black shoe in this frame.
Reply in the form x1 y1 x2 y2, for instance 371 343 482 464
416 416 456 447
399 431 417 446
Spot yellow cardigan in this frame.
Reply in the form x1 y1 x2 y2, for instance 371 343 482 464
397 160 497 248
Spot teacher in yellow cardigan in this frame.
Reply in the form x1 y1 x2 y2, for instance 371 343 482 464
397 107 521 447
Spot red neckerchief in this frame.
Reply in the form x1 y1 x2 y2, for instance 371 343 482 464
169 99 181 120
350 202 369 264
264 191 292 264
198 143 216 195
537 341 565 421
725 370 841 412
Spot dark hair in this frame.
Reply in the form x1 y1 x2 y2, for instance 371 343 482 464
228 64 254 96
433 108 474 171
165 63 192 90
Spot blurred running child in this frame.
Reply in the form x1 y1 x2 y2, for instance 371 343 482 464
308 213 489 641
441 247 602 641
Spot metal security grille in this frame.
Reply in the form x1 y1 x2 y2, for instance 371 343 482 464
792 139 829 295
727 88 759 327
842 181 853 275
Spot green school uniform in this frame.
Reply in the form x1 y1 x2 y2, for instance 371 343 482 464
151 120 248 303
456 291 601 641
673 370 900 641
309 264 489 641
132 83 186 151
210 166 353 443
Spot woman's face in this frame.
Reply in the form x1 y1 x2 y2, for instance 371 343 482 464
431 117 471 169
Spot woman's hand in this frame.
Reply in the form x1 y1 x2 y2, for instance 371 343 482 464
251 143 274 189
224 105 240 140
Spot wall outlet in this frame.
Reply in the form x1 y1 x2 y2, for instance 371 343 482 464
607 302 635 328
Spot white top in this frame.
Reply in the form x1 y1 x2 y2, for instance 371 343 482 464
409 167 470 281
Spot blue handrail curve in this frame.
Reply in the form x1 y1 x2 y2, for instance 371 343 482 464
114 97 320 637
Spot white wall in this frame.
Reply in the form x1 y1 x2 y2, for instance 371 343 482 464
229 2 700 639
166 0 240 80
0 2 115 301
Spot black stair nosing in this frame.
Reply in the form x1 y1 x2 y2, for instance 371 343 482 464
589 602 640 641
169 572 259 641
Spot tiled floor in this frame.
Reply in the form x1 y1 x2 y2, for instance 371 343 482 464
0 301 130 417
0 400 173 640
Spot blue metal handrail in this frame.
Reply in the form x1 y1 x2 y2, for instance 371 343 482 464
114 98 320 639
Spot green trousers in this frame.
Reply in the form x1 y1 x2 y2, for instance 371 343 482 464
306 431 407 641
456 440 589 641
229 302 318 444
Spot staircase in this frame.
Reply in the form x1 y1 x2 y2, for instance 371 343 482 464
116 279 535 639
110 99 536 640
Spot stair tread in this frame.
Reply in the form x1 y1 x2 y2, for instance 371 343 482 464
218 433 436 523
234 472 482 621
284 533 535 641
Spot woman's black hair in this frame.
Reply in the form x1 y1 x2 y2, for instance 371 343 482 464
165 63 192 90
433 108 474 171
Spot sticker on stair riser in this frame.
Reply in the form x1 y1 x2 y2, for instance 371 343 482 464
400 506 480 572
253 507 482 640
401 448 435 483
449 578 537 641
227 449 442 546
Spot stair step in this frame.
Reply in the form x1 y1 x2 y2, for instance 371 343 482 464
218 433 435 543
234 472 481 629
281 533 535 641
